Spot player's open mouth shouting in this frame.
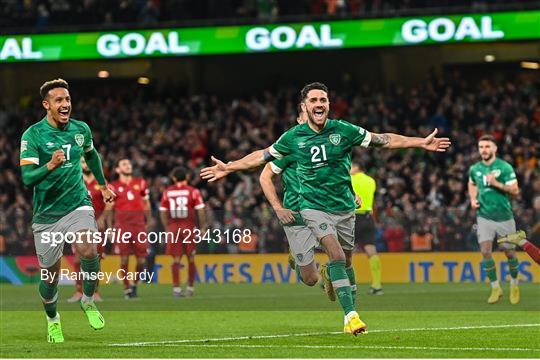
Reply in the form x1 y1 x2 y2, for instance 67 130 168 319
312 107 326 120
58 107 70 121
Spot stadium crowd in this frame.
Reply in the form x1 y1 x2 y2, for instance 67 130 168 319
1 72 539 256
1 0 538 31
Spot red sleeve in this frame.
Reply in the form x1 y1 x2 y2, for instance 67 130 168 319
141 179 149 200
192 188 205 210
160 190 169 211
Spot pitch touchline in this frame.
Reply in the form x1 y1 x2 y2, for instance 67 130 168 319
109 323 540 347
158 344 540 352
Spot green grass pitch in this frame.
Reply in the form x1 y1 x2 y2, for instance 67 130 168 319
1 282 539 358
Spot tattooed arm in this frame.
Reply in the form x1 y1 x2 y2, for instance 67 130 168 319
369 129 451 152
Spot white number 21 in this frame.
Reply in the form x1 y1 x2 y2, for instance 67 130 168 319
310 145 327 163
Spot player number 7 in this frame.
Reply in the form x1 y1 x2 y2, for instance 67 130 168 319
61 144 71 161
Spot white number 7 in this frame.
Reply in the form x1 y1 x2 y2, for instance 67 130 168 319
62 144 71 161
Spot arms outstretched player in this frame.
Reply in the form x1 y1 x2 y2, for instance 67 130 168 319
20 79 116 343
201 82 451 335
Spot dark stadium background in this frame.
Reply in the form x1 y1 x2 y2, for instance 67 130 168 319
0 0 539 257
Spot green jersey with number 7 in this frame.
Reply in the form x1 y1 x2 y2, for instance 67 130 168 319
20 117 94 224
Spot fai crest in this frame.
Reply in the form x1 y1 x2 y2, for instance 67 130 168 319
490 169 501 178
75 134 84 147
329 134 341 145
319 223 328 231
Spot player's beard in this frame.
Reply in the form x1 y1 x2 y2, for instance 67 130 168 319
481 152 494 161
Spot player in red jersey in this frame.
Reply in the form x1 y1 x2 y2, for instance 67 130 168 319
105 158 153 299
68 158 105 303
160 167 206 297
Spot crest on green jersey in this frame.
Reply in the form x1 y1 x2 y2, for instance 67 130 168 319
75 134 84 147
329 134 341 145
490 169 501 178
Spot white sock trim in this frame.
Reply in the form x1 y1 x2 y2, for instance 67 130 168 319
510 278 519 286
345 311 358 322
331 279 351 288
81 294 94 303
47 313 60 322
491 281 500 288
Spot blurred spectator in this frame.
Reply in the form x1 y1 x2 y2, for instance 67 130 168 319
411 224 434 251
2 0 539 31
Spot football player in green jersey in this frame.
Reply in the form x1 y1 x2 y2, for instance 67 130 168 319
260 104 362 334
20 79 116 343
468 134 521 305
201 82 451 335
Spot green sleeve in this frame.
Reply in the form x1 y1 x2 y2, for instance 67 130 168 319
84 148 106 186
501 164 517 185
271 156 293 174
82 122 95 153
20 128 40 166
21 164 52 187
338 120 371 148
468 166 476 184
269 129 294 158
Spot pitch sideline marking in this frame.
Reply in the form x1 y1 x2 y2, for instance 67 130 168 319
109 323 540 347
159 344 539 352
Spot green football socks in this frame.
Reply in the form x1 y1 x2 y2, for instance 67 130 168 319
327 260 355 315
80 255 100 297
345 266 357 306
482 258 498 282
39 280 58 319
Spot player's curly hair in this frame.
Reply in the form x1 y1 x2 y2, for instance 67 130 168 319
40 78 69 100
300 82 328 101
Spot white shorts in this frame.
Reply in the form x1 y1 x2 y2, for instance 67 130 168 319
300 209 355 251
33 206 98 268
476 217 516 249
283 225 317 267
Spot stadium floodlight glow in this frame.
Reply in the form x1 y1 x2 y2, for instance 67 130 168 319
521 61 540 70
137 76 150 85
484 54 495 62
97 70 110 78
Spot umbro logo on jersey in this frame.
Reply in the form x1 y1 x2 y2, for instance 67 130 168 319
298 142 306 148
21 140 27 152
329 134 341 145
476 171 482 176
46 142 55 147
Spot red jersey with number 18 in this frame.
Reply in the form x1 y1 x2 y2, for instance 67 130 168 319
159 184 205 231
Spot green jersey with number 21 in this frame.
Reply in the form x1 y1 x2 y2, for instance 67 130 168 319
20 117 94 224
269 119 371 213
469 158 517 222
